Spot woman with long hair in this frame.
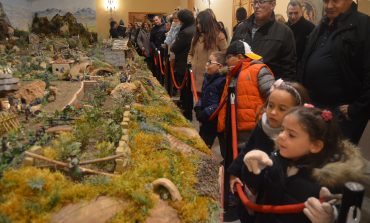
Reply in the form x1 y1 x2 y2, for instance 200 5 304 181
188 9 228 96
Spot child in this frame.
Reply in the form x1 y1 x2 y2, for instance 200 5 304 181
240 106 366 223
194 51 226 148
228 80 310 222
218 40 275 149
218 41 274 215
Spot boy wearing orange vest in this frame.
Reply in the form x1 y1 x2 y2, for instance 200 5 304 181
219 41 274 220
218 40 275 155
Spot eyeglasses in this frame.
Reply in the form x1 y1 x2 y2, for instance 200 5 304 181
252 0 273 6
206 60 222 65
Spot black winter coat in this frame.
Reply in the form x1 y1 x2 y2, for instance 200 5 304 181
243 152 320 223
171 24 196 75
117 25 127 38
149 23 166 50
228 121 275 178
287 17 315 63
300 3 370 118
232 13 297 81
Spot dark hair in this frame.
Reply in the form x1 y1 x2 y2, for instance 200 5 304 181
273 81 310 106
211 51 226 65
193 9 220 50
236 7 247 21
141 21 150 29
177 9 195 27
287 0 302 8
284 106 343 169
259 81 310 119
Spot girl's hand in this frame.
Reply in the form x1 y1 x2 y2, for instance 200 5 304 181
229 175 243 194
243 150 273 175
303 187 338 223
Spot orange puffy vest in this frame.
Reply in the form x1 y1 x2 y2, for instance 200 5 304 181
217 59 267 133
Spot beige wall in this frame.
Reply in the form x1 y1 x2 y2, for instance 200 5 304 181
96 0 187 39
359 0 370 15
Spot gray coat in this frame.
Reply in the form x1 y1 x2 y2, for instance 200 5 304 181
136 29 150 57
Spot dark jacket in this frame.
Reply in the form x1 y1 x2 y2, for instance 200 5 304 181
232 13 297 81
149 23 166 50
195 73 226 122
287 17 315 63
228 121 275 178
171 23 196 75
109 28 119 38
117 25 127 38
242 141 366 223
300 3 370 118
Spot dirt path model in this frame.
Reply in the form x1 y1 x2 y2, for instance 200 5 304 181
42 81 82 113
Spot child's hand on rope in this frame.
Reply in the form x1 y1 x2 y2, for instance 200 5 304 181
229 175 243 194
303 187 339 223
243 150 273 175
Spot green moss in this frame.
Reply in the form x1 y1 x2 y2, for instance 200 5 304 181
162 124 211 155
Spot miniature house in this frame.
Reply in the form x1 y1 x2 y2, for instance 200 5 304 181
51 58 75 77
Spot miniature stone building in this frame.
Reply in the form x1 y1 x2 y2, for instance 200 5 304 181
51 58 75 78
0 68 19 95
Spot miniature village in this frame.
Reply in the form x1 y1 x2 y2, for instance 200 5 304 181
0 4 220 223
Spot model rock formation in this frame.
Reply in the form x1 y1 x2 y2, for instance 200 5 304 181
31 12 97 46
0 2 12 40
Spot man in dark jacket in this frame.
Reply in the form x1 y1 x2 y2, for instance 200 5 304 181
286 0 315 63
300 1 370 144
232 0 297 80
149 15 167 81
171 9 196 121
117 19 127 38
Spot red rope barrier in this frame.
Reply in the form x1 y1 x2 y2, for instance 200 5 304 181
189 68 199 104
169 62 188 90
208 95 227 121
230 93 238 160
235 184 306 213
154 54 157 66
157 50 166 75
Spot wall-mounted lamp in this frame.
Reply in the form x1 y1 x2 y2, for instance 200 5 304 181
105 0 118 20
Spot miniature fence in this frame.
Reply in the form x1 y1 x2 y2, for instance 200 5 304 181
0 112 20 135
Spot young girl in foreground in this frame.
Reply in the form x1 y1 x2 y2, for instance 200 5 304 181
241 106 366 223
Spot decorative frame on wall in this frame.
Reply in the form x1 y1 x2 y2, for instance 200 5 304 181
128 12 166 24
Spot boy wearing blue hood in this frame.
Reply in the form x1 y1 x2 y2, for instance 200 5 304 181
194 51 226 148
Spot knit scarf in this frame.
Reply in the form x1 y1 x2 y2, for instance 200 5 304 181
261 113 282 139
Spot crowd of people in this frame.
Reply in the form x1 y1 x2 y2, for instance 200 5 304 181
109 0 369 222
